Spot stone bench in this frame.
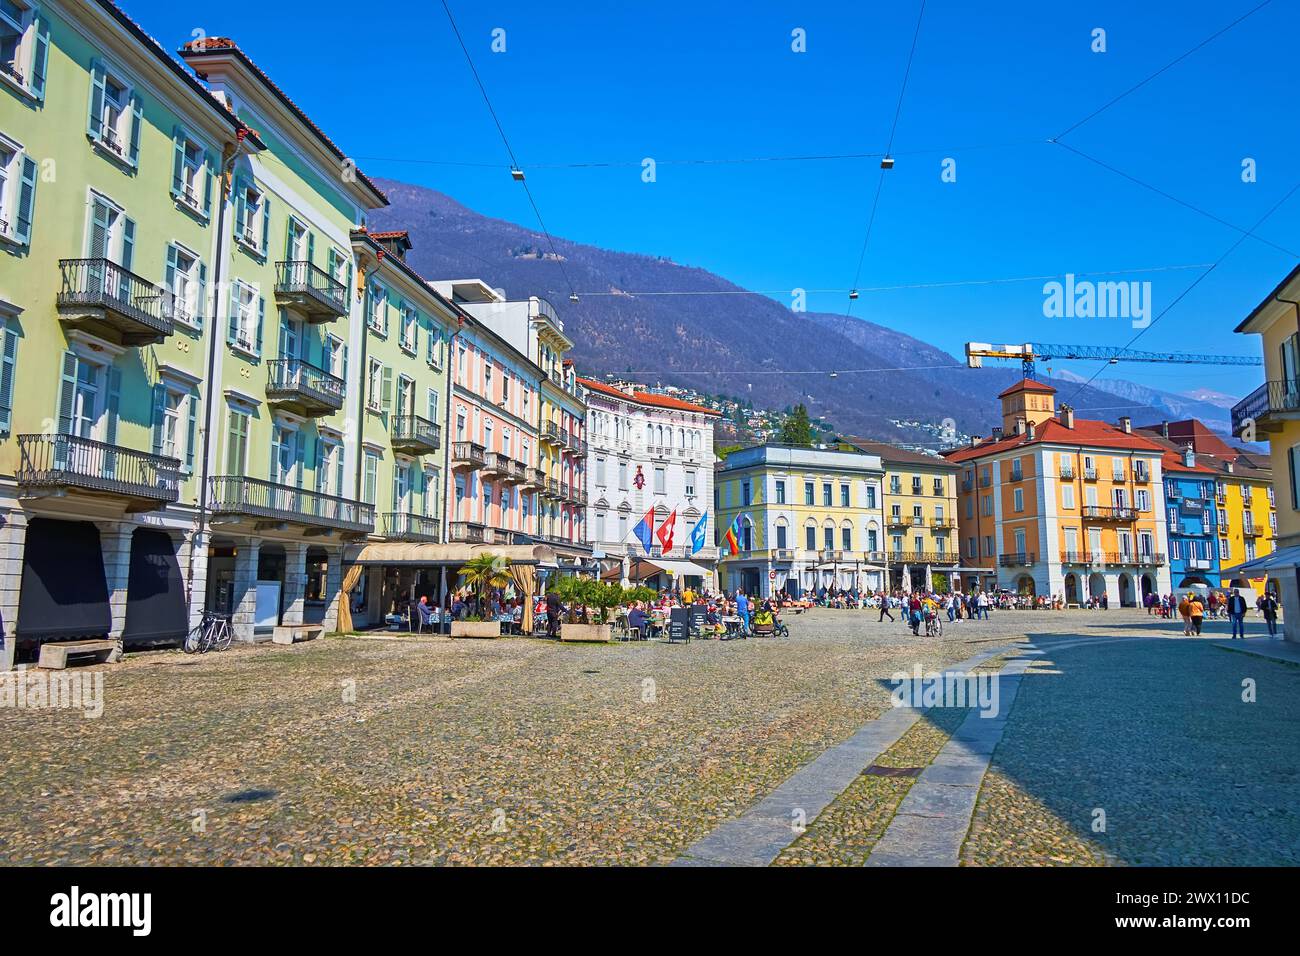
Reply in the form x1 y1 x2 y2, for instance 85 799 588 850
272 624 324 646
38 640 121 670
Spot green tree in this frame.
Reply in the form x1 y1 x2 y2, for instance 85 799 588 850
457 554 512 609
780 404 814 445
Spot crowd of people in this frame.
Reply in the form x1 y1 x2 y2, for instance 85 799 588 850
1144 588 1280 638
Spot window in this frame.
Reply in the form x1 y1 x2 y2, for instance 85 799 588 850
1136 489 1150 512
775 480 785 504
0 132 36 245
824 526 834 550
0 318 15 434
152 382 196 472
401 306 418 353
225 406 249 474
501 370 510 405
1013 488 1024 512
841 526 851 551
325 334 347 381
822 482 832 507
367 359 383 412
1 0 47 100
86 192 134 269
170 129 211 216
806 526 816 551
840 483 850 507
226 280 263 355
595 456 607 487
933 477 944 496
165 243 205 328
655 466 667 495
234 180 268 253
368 282 388 334
685 469 696 497
317 441 343 497
618 460 628 490
362 451 379 505
804 481 814 505
87 61 141 165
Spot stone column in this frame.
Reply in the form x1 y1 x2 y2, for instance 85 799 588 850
280 542 308 626
181 525 210 633
231 538 262 642
321 548 344 633
97 521 135 643
0 509 28 671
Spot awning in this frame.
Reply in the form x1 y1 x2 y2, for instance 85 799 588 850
347 542 556 567
122 528 188 647
649 558 713 578
602 557 711 581
1222 545 1300 577
16 518 111 641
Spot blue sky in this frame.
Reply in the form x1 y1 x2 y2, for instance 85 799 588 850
132 0 1299 398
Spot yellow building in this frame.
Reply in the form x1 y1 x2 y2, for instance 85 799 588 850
837 437 960 590
1231 269 1297 640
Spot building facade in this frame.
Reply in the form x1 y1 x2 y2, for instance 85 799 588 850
715 444 885 597
1159 447 1221 589
581 378 719 585
946 380 1172 605
838 437 960 590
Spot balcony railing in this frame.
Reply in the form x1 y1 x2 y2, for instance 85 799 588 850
1232 380 1300 436
888 550 957 565
1081 505 1137 521
1082 467 1098 480
998 552 1035 567
57 258 174 345
451 441 486 469
545 478 560 498
1134 469 1150 483
274 259 348 321
266 358 344 416
773 548 796 561
447 521 486 543
929 518 957 529
544 422 563 446
1061 550 1164 566
17 434 181 511
209 475 373 533
390 415 441 455
502 458 527 484
961 478 974 491
523 467 546 490
1243 523 1262 537
1059 466 1075 480
381 512 441 542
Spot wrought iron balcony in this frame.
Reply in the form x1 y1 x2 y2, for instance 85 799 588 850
890 550 958 565
1134 469 1151 483
545 478 560 499
1081 505 1138 521
1082 467 1098 480
450 441 486 470
266 358 344 416
1059 466 1075 480
1243 523 1263 537
57 258 174 345
390 415 441 455
447 521 486 543
1232 379 1300 436
929 517 958 530
559 480 570 500
381 512 441 542
274 259 348 322
773 548 796 561
998 552 1035 567
543 421 564 447
500 457 526 484
209 475 373 533
17 434 181 512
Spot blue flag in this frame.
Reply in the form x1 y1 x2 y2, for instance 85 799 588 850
689 512 709 555
632 507 655 554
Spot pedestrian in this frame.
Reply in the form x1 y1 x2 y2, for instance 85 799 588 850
976 590 989 620
736 589 751 634
1178 593 1192 635
1189 593 1205 636
545 590 564 639
1260 591 1280 637
878 593 894 622
1226 587 1248 640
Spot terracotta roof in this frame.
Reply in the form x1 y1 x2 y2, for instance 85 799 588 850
368 230 409 241
1135 419 1238 458
944 415 1165 463
178 37 387 207
1158 448 1218 476
997 378 1057 398
577 378 721 416
837 435 956 469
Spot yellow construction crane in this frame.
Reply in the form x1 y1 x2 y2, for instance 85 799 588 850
965 342 1262 380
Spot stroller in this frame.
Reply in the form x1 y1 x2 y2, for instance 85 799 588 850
751 608 776 637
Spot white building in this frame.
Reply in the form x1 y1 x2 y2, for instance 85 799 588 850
579 378 721 587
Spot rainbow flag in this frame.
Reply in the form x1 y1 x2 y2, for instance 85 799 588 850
722 514 741 556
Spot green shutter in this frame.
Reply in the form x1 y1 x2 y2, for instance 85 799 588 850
104 367 122 445
14 156 36 246
150 383 166 455
128 93 142 166
202 152 214 217
0 323 16 434
255 295 266 355
381 365 393 414
57 351 77 434
196 261 207 329
185 391 198 472
260 193 270 254
30 15 49 101
171 127 185 196
87 60 106 138
227 283 239 345
120 216 135 272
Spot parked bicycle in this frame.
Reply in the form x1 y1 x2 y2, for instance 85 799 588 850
184 612 233 654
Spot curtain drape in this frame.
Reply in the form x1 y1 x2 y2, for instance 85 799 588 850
509 563 536 633
336 562 365 633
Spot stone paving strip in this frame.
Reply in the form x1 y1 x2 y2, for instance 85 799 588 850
862 647 1040 867
672 641 1027 867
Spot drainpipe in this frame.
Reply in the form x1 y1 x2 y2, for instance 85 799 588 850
352 256 375 505
184 135 240 614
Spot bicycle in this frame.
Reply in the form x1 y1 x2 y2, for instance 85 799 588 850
184 612 234 654
924 611 943 638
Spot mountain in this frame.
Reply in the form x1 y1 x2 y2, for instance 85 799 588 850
369 178 1212 443
1052 371 1235 435
1181 387 1240 410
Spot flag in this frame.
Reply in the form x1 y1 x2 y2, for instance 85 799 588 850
632 507 656 555
722 514 741 556
656 509 677 552
689 512 709 555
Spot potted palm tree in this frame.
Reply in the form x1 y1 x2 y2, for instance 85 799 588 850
559 579 620 642
452 554 511 638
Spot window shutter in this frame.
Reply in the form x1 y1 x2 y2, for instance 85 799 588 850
164 244 178 298
227 283 239 345
120 216 136 272
87 61 106 138
283 217 294 260
381 288 389 335
381 365 393 413
151 383 166 455
306 231 315 265
186 391 197 473
128 94 143 166
335 453 344 499
57 352 77 434
105 367 122 445
0 323 16 434
255 295 266 355
260 194 270 254
202 152 214 217
171 127 185 196
341 342 348 387
31 16 49 101
295 430 306 488
14 156 37 246
196 260 207 329
233 176 247 236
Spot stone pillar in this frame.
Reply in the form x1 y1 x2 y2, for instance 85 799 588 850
0 509 28 671
231 538 262 643
321 549 344 632
281 542 308 625
97 521 135 643
180 525 210 633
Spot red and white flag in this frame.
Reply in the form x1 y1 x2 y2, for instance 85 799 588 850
656 509 677 552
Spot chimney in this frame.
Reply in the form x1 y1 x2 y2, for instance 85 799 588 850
969 435 981 448
1225 460 1235 474
1060 404 1074 429
1014 417 1026 435
1026 420 1036 440
991 426 1004 441
1119 416 1132 434
1160 420 1169 438
1183 444 1195 468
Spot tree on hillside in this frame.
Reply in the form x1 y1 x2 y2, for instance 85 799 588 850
780 404 814 445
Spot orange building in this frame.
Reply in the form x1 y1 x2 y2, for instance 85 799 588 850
944 380 1172 606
